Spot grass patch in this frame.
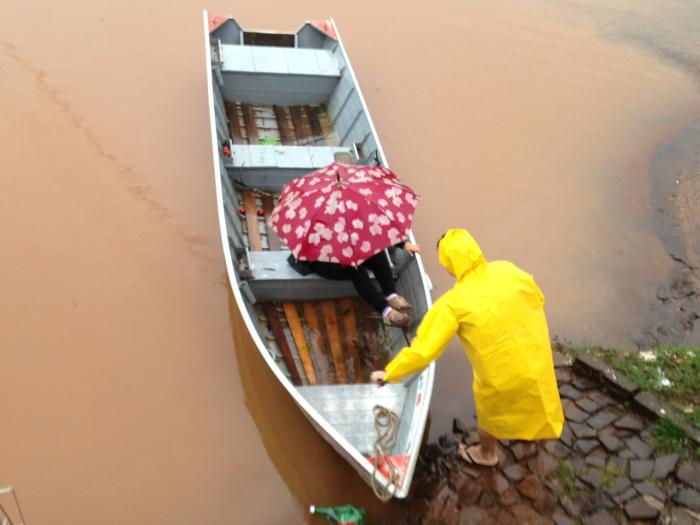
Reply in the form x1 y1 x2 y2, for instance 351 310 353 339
562 345 586 359
600 464 625 491
690 408 700 429
558 342 700 458
609 345 699 406
555 461 576 495
562 344 700 430
650 417 690 455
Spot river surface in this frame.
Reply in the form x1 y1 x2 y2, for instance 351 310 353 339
1 1 699 523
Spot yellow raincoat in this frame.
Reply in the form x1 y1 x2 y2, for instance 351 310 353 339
384 229 564 440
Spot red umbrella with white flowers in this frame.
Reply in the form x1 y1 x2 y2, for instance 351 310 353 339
267 162 419 267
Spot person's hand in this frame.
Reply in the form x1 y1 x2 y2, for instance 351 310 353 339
370 370 386 385
404 242 421 256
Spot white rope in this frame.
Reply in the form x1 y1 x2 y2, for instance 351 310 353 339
371 405 400 501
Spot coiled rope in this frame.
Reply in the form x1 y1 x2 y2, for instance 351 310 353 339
371 405 400 501
370 325 411 500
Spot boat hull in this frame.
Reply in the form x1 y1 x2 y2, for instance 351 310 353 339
202 10 435 499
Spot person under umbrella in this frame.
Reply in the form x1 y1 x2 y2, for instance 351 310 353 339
267 162 421 327
287 239 420 327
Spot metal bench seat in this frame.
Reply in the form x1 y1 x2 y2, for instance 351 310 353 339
244 249 393 303
225 144 354 192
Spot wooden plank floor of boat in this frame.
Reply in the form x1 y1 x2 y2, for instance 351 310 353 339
223 101 334 146
261 299 387 386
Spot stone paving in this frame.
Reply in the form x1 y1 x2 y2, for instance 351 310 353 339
405 354 700 524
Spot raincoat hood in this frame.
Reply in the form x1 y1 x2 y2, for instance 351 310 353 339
438 229 486 280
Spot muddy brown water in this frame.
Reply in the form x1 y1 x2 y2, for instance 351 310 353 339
1 0 699 523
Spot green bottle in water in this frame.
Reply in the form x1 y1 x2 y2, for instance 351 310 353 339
309 504 366 525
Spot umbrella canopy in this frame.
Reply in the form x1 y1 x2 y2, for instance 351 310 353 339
267 163 419 267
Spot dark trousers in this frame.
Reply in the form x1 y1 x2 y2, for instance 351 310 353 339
309 251 396 314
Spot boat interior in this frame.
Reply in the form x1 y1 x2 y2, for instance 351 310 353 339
208 17 431 468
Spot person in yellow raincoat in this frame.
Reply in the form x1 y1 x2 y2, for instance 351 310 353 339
371 229 563 467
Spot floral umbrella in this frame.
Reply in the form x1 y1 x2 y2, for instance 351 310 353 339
267 162 419 267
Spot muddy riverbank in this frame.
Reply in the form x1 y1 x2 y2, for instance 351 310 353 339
641 118 700 347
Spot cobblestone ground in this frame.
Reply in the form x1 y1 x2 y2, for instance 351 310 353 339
405 354 700 524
